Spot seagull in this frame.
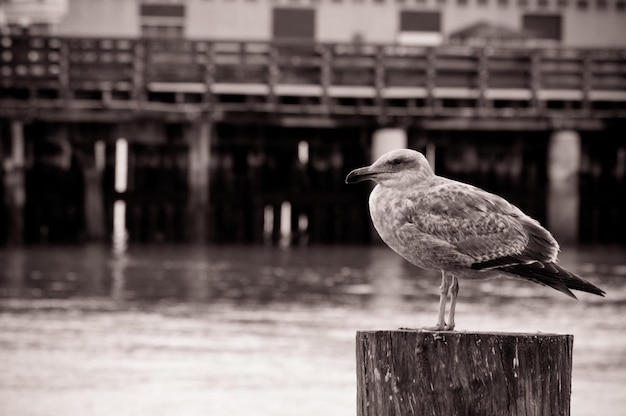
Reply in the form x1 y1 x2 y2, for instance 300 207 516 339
346 148 605 331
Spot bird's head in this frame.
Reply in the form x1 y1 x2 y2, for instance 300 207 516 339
345 149 434 187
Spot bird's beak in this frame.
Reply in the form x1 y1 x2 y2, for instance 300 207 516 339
345 166 376 184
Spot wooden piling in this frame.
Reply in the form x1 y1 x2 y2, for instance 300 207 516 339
356 330 573 416
548 130 581 244
186 118 212 242
4 120 25 245
83 140 106 240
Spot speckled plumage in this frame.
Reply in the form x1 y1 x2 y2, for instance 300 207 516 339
346 148 605 330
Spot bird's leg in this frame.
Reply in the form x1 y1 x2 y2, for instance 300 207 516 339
423 270 451 331
445 275 459 331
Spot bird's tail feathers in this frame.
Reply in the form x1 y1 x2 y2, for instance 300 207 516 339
498 262 606 298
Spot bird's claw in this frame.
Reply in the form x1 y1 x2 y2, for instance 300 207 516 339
419 323 454 332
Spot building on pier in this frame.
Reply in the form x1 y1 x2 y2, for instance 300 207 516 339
2 0 626 47
0 0 625 245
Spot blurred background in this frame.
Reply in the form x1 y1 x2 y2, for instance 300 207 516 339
0 0 625 415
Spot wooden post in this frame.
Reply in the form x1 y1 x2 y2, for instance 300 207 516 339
83 140 106 240
186 118 212 242
548 130 581 244
3 120 26 245
356 330 573 416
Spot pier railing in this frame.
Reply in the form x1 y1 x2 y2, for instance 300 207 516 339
1 35 625 121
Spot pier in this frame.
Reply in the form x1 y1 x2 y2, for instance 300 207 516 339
1 36 625 122
1 35 625 244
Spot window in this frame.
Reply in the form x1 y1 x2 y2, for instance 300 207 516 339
140 4 185 17
522 14 562 40
140 3 185 38
273 8 315 40
400 11 441 32
398 11 442 45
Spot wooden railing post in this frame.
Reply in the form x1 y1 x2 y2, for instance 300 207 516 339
203 40 215 110
374 45 385 116
132 39 146 104
477 47 489 113
425 48 437 113
320 44 332 113
530 50 542 114
268 43 279 108
581 51 592 114
356 330 573 416
58 37 70 103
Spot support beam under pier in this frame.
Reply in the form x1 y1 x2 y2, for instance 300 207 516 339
548 130 581 244
3 120 25 245
186 119 212 243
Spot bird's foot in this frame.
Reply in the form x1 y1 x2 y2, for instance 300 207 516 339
398 321 456 332
418 323 455 332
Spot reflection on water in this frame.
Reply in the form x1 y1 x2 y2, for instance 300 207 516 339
0 244 625 416
0 245 392 305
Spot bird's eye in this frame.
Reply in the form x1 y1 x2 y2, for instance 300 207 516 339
389 158 403 165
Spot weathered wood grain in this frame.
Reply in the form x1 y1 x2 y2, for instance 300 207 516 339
356 330 573 416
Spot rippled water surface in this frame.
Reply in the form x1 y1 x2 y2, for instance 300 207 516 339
1 244 625 416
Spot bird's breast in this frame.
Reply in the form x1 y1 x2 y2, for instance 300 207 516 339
368 186 395 231
368 184 457 271
368 186 420 261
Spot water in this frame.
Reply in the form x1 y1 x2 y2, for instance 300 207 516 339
0 244 625 416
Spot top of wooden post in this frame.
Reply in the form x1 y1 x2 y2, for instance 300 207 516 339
358 329 573 339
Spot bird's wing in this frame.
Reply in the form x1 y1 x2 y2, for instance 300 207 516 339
392 179 605 298
399 179 558 268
